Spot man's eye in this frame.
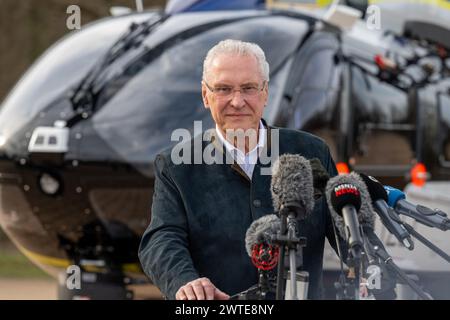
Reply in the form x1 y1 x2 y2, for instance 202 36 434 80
215 87 232 94
242 86 258 94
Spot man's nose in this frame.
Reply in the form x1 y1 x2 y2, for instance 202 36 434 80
229 91 245 109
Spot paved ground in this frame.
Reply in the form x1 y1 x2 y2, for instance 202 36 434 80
0 240 164 300
0 278 57 300
0 278 164 300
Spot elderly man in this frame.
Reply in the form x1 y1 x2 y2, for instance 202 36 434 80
139 39 343 300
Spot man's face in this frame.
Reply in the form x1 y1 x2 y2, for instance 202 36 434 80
202 54 268 135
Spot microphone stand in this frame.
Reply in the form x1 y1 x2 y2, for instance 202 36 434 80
330 217 361 300
274 203 307 300
402 223 450 263
229 270 276 300
334 247 362 300
365 236 433 300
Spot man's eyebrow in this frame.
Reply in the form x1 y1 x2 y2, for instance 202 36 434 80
212 82 233 87
213 81 259 87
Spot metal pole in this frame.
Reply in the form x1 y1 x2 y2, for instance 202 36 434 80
136 0 144 12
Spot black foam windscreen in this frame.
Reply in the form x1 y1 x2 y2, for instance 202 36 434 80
330 182 362 214
359 173 388 202
310 158 330 194
326 172 376 236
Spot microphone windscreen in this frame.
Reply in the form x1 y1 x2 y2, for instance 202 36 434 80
310 158 330 194
245 214 280 257
359 173 388 202
325 172 376 237
271 154 314 217
384 186 406 207
330 182 362 213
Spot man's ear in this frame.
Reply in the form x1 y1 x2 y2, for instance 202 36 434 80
263 82 269 106
201 83 210 109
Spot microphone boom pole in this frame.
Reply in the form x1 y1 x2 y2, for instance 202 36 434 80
366 238 433 300
402 223 450 263
276 210 287 300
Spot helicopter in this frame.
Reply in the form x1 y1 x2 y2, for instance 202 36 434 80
0 0 449 299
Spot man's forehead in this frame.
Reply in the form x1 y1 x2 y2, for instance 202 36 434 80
210 53 257 65
208 53 261 82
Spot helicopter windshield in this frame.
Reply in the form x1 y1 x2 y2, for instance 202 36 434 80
0 13 154 144
88 15 309 175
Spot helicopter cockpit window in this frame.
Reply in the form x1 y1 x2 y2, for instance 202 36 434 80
89 15 309 174
280 32 341 130
438 91 450 162
0 14 152 144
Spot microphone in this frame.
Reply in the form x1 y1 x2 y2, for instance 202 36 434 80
331 178 399 300
358 202 433 300
385 186 450 231
271 154 315 219
326 173 372 260
271 154 314 300
359 174 414 250
309 158 330 198
231 215 281 300
245 214 280 271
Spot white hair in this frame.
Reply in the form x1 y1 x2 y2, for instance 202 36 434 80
202 39 270 82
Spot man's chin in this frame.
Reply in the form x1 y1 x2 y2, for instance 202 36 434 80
225 125 256 133
224 119 258 131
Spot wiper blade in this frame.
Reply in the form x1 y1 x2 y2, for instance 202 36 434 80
69 12 167 117
101 13 168 68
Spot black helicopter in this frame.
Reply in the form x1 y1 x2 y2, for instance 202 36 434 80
0 1 449 299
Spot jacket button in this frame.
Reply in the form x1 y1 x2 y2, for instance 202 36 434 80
253 199 261 208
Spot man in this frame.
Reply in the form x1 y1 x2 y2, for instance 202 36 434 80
139 39 343 300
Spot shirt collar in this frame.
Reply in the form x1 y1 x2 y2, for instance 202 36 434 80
215 120 265 157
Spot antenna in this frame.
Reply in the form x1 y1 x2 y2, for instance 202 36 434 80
136 0 144 12
324 0 340 17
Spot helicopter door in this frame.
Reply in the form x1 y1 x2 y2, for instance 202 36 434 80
276 31 341 160
436 91 450 169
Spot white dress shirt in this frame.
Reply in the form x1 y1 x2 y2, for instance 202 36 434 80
216 120 266 180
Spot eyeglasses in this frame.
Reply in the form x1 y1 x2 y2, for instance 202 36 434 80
203 81 266 97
